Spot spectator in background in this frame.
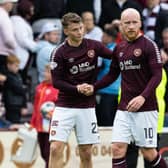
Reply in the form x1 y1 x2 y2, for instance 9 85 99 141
104 19 124 44
135 0 147 8
0 74 6 92
0 74 6 84
82 11 103 67
160 28 168 64
32 0 64 38
66 0 94 16
0 74 6 117
3 55 27 123
66 0 101 24
142 0 168 47
11 0 37 84
36 22 61 83
96 26 121 126
82 11 103 42
94 0 101 24
161 0 168 2
33 0 65 22
99 0 142 29
160 0 168 9
31 64 59 168
0 0 17 74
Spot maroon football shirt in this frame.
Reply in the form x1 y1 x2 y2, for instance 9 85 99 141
50 38 113 108
95 35 162 112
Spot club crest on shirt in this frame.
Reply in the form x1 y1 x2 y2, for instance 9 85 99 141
50 61 58 70
134 48 142 57
87 50 95 58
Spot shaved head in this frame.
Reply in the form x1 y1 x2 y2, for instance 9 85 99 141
120 8 142 41
121 8 141 21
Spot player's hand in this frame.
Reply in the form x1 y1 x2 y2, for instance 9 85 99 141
126 95 145 112
83 84 94 96
77 83 88 93
77 83 94 96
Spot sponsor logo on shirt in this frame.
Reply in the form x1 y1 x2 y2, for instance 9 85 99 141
70 62 95 74
119 59 141 71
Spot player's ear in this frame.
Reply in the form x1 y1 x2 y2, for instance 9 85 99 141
64 28 68 36
139 20 142 29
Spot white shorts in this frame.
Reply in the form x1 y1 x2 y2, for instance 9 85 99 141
112 110 158 147
49 107 100 144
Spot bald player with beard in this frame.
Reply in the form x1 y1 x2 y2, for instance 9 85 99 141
83 8 168 168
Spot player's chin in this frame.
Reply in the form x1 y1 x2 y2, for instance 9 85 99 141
127 35 137 41
76 34 83 39
129 31 138 37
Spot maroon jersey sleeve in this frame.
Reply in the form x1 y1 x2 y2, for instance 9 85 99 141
94 40 113 59
140 40 162 99
50 46 78 94
94 47 120 91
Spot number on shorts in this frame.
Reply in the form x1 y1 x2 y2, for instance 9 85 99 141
91 122 98 134
144 127 153 139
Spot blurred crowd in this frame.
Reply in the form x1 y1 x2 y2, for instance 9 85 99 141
0 0 168 127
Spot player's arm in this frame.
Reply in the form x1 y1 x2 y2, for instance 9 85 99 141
94 55 120 92
50 48 79 94
141 42 162 99
95 41 114 59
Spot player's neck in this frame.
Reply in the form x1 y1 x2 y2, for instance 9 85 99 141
67 38 82 47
